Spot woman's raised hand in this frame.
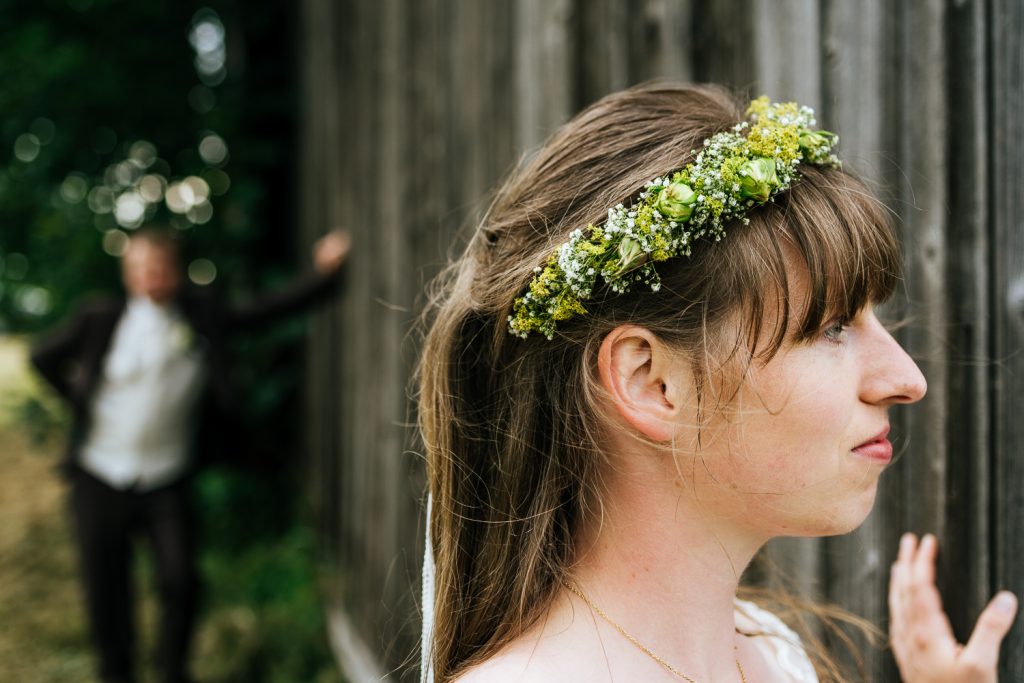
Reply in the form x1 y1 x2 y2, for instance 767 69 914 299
889 533 1018 682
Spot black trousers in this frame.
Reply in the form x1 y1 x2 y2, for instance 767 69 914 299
70 467 199 683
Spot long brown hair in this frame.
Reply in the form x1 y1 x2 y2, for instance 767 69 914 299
418 83 898 682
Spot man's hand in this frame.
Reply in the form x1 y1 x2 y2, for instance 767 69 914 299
889 533 1017 682
313 230 351 274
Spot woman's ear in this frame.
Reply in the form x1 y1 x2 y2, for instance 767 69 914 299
597 325 685 441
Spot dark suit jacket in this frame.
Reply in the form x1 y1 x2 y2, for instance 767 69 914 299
30 269 340 476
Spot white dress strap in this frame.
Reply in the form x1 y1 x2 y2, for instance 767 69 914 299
734 598 819 682
421 494 436 683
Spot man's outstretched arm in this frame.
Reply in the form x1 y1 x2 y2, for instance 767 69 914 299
226 230 351 329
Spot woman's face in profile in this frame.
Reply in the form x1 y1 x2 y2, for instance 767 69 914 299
682 294 927 540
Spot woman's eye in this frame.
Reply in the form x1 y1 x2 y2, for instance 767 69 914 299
823 319 848 343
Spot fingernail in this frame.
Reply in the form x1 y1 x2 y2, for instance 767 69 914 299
995 592 1018 614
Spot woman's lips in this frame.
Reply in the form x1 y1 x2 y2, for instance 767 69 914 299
853 427 893 464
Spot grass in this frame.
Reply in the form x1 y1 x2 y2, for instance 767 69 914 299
0 337 101 682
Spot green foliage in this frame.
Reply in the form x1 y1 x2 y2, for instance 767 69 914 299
0 0 300 332
0 2 340 679
194 468 344 683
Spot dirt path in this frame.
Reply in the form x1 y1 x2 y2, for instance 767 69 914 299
0 338 96 682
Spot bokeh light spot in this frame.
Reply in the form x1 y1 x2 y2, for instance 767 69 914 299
189 10 227 86
115 160 142 187
165 183 190 214
87 186 115 214
129 141 158 168
184 176 210 203
102 229 130 256
61 173 89 203
163 176 212 215
114 191 147 228
186 201 213 225
14 134 41 162
188 258 217 285
15 285 53 316
138 174 166 203
198 134 228 165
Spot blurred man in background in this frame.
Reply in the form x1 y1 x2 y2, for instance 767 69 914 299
30 227 349 683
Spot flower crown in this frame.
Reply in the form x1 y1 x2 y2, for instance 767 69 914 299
507 97 840 339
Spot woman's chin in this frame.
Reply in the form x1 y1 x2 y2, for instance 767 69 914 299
815 486 880 536
771 485 881 539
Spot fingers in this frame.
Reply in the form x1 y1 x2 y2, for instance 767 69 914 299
889 533 916 642
908 535 956 649
889 533 958 677
890 533 1017 682
889 534 914 672
960 591 1018 673
912 533 937 585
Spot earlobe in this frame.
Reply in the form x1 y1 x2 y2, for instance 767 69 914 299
598 326 681 442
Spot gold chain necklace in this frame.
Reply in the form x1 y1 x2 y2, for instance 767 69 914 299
564 582 747 683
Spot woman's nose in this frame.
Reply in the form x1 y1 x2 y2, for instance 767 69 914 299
859 319 928 406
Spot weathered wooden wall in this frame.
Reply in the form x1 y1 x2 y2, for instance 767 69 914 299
296 1 1023 680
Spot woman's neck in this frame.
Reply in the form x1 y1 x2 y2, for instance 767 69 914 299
565 467 767 681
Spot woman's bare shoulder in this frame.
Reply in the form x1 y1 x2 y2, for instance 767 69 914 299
452 618 596 683
451 593 609 683
452 649 562 683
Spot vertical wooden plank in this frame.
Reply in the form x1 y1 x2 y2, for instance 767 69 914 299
820 0 893 183
897 0 949 548
990 0 1024 676
752 0 821 108
575 0 631 106
690 0 756 93
626 0 694 82
819 2 905 679
944 0 992 646
515 0 574 151
407 0 452 272
447 0 516 217
373 0 412 659
335 0 379 637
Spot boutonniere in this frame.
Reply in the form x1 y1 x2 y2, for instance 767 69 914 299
168 319 196 352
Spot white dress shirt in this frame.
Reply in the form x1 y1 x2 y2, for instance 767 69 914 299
79 297 206 491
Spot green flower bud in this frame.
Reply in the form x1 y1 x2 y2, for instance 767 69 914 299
798 130 837 155
738 157 779 202
654 182 697 221
617 237 646 273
